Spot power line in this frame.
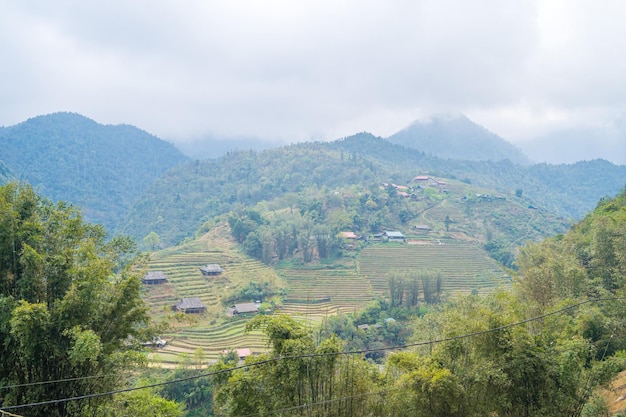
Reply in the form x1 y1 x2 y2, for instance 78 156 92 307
0 373 116 391
238 388 397 417
0 296 621 412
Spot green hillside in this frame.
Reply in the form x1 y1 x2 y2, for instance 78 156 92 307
141 226 283 364
0 112 188 232
142 173 557 365
124 133 625 247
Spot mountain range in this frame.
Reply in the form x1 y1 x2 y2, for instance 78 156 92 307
518 115 626 165
1 112 625 247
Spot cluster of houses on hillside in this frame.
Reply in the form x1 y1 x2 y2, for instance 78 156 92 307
142 265 257 359
142 264 229 315
142 264 266 318
381 175 449 199
340 230 410 244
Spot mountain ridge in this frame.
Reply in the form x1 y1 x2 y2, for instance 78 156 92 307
0 112 189 231
387 114 531 165
1 112 624 248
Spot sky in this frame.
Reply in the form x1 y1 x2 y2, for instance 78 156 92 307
1 1 626 163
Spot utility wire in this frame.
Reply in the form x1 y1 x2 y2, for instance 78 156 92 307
238 387 397 417
0 296 621 411
0 373 116 391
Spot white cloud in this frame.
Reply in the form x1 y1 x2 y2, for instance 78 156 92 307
1 0 625 161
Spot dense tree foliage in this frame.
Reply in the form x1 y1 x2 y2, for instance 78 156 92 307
0 159 13 184
210 188 626 416
0 183 153 416
122 134 625 247
0 112 188 232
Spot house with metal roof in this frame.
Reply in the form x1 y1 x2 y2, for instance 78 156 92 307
384 231 406 241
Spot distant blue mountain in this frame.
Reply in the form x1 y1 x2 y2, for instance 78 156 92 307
518 116 626 166
387 114 530 165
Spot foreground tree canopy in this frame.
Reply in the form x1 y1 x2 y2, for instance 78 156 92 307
211 188 626 417
0 183 152 416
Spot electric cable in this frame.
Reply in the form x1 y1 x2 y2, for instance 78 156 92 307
0 373 116 391
0 296 622 411
238 387 398 417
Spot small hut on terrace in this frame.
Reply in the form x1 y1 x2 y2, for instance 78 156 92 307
173 297 206 314
200 264 223 276
232 302 260 315
142 271 168 285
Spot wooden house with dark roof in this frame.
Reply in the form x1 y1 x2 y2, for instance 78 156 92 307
200 264 223 276
232 302 259 315
173 297 206 314
142 271 168 285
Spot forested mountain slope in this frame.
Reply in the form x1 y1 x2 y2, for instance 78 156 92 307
124 132 625 247
0 160 12 185
207 188 626 417
0 112 189 231
333 134 626 218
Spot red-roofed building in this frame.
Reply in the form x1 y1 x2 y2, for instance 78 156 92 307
222 348 252 360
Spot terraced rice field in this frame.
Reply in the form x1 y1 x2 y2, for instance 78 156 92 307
358 242 510 295
145 231 510 366
143 233 283 366
151 319 268 365
277 260 373 321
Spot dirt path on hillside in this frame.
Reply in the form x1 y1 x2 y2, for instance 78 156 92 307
417 198 446 224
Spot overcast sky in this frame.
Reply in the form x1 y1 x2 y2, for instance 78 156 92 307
2 0 626 159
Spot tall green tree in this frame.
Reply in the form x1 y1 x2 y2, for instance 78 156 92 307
213 315 378 417
0 183 150 416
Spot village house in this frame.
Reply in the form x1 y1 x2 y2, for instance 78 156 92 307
384 231 406 242
231 302 260 315
338 231 358 249
414 224 432 233
339 231 357 239
222 348 252 361
142 271 168 285
172 297 206 314
372 232 385 241
200 264 223 276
